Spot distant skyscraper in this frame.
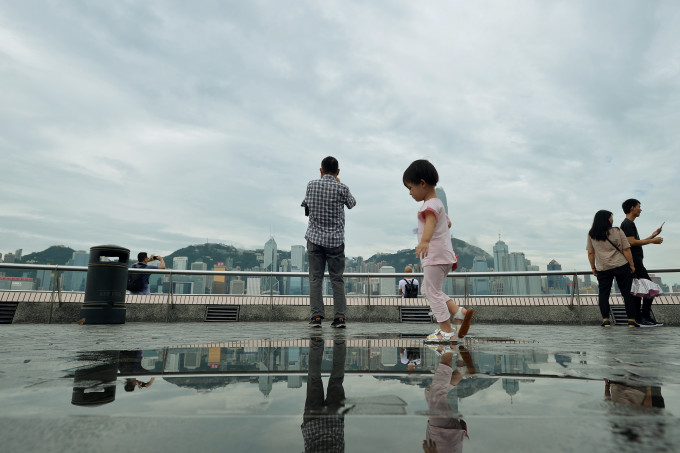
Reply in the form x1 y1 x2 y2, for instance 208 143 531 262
380 265 396 295
15 249 22 261
471 256 491 295
508 252 528 295
264 237 278 272
547 259 567 294
191 261 208 294
212 263 227 294
291 245 305 272
230 279 245 295
526 262 542 295
493 237 510 295
63 251 89 291
246 277 261 295
435 187 449 215
173 257 188 270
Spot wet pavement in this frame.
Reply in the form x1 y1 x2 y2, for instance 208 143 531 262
1 322 679 453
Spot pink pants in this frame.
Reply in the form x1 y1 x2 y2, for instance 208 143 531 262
423 264 452 323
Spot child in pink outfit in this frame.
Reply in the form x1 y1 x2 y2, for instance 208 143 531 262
403 159 473 343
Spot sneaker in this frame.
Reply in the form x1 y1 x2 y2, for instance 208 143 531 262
309 316 322 328
600 320 611 327
627 320 640 328
425 329 457 343
331 317 346 328
638 319 657 328
646 317 663 327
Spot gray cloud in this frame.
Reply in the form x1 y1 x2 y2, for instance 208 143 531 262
1 1 679 280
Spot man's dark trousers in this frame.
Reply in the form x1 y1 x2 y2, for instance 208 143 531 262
307 240 347 320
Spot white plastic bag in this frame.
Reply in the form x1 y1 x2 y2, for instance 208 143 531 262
630 278 663 298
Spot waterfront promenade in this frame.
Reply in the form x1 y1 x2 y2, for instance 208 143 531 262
1 321 679 452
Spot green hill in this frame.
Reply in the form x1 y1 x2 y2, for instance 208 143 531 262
20 245 75 265
366 238 493 271
161 243 290 270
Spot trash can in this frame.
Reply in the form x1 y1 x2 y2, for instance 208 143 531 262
79 245 130 324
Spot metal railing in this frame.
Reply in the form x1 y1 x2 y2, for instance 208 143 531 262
2 263 678 310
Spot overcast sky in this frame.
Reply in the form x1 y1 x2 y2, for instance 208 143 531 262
1 1 679 276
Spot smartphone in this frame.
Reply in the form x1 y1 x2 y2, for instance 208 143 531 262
660 221 665 231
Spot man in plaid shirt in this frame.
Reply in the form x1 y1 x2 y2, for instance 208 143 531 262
301 156 357 328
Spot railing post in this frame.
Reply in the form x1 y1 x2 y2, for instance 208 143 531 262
464 275 469 303
269 274 274 322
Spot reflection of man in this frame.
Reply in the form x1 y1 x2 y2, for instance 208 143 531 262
620 199 663 326
119 350 155 392
423 346 474 453
301 338 347 452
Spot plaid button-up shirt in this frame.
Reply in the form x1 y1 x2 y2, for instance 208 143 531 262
302 174 356 248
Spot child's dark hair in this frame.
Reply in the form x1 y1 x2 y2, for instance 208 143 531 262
403 159 439 187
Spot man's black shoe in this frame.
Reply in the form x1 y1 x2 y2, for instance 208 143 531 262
330 317 346 328
628 320 640 328
639 318 658 328
309 316 322 328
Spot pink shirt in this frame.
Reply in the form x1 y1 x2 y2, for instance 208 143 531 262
418 198 456 267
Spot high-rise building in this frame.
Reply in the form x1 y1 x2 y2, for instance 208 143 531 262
435 187 449 215
63 251 89 291
212 262 227 294
173 257 188 270
471 256 491 295
264 237 278 272
508 252 528 295
493 238 510 295
380 265 396 295
526 263 542 295
547 260 567 294
14 249 22 261
246 277 261 295
230 279 245 295
291 245 305 272
191 261 208 294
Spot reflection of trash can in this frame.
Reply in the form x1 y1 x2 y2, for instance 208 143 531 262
71 351 119 406
79 245 130 325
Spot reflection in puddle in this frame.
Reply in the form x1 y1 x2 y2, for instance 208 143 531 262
57 336 680 452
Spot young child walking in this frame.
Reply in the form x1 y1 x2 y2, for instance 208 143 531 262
403 159 474 343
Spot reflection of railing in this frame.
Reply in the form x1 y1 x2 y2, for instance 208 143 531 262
2 263 679 310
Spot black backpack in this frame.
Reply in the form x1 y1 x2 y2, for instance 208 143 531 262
403 278 418 298
127 263 147 292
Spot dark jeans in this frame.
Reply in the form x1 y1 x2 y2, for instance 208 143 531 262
632 258 655 320
304 339 346 417
307 240 346 320
597 263 637 320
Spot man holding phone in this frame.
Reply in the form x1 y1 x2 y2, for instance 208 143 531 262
620 199 664 327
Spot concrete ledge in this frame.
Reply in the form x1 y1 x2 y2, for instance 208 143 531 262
6 301 680 325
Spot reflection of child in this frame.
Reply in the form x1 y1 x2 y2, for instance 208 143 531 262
424 348 469 453
403 160 473 343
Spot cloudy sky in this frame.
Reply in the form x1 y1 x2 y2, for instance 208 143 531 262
1 1 679 276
